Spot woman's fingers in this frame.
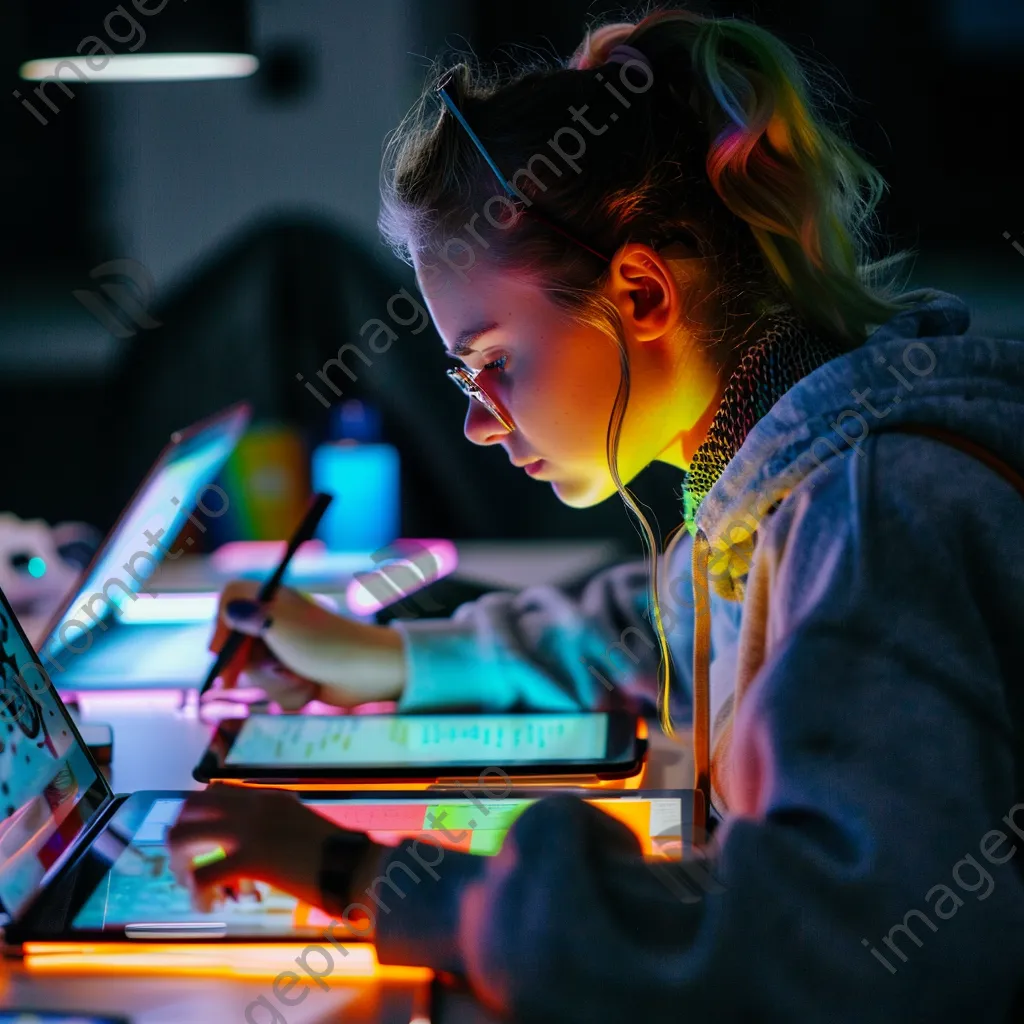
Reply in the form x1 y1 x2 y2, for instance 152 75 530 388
208 579 405 705
208 582 334 692
208 582 278 691
208 580 263 652
191 849 250 891
168 787 253 892
215 586 355 681
164 787 360 913
166 787 300 908
239 662 321 709
222 598 273 637
167 836 236 891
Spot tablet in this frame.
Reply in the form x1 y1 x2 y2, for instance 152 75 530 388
194 711 644 783
12 789 687 943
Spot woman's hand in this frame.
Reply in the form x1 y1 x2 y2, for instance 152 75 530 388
206 580 408 708
166 784 379 915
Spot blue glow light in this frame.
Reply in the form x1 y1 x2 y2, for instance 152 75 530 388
311 443 401 552
27 556 47 578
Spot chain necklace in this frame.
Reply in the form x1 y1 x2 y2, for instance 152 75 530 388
682 309 846 535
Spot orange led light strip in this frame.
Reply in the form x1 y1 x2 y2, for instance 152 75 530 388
23 942 432 982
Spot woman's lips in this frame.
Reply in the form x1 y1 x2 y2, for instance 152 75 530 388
523 459 545 477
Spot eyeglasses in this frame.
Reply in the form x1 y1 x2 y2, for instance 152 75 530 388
445 365 516 432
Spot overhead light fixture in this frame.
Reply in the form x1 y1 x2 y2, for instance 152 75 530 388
18 0 258 84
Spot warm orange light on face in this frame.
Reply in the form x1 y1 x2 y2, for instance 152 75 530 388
22 942 432 983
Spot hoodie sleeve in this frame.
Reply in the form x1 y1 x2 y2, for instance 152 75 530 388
388 537 697 719
372 434 1024 1023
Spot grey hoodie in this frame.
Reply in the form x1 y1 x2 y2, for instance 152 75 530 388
365 290 1024 1023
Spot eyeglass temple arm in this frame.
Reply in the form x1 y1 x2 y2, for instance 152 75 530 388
438 88 516 200
438 85 610 264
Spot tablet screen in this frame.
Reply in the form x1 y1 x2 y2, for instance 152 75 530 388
0 597 109 922
222 713 613 769
68 793 683 937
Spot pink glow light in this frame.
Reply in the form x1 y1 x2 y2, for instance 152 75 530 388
345 540 458 615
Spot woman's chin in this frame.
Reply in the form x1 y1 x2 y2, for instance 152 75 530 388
550 476 618 509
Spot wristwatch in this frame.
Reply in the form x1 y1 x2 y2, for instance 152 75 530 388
318 831 378 919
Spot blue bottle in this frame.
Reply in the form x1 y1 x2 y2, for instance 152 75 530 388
311 400 401 552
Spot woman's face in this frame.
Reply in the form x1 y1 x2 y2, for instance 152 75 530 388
413 245 723 508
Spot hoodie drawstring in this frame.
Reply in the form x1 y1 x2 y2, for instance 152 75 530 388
691 527 712 839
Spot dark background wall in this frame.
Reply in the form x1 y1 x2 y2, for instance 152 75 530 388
1 0 1020 547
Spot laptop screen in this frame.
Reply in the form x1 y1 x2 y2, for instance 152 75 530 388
0 589 109 920
40 404 250 668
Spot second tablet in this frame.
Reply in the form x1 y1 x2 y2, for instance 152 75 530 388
194 710 646 786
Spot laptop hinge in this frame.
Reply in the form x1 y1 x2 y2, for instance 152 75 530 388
74 791 131 850
20 792 130 917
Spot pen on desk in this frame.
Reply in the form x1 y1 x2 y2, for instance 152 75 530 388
198 491 333 698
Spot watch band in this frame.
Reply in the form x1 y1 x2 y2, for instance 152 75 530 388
318 831 374 918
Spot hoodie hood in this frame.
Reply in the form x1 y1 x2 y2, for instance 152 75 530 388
694 288 1024 598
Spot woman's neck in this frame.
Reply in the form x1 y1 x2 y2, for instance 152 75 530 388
654 312 755 471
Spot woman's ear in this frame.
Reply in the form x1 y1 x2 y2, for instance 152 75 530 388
604 243 684 343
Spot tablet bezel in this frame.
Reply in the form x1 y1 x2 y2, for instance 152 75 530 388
192 711 645 784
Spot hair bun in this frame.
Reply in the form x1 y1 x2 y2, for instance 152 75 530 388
570 22 637 70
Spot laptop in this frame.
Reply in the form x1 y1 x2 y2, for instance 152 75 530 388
0 582 690 951
34 403 251 693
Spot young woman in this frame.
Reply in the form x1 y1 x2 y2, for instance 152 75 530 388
167 9 1024 1020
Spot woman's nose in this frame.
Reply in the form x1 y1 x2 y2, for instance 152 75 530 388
463 400 511 446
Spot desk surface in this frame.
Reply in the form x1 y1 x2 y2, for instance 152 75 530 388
4 543 690 1023
0 971 428 1024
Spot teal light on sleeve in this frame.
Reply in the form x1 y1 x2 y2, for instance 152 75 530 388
27 557 47 578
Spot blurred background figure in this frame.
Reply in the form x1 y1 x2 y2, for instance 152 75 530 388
0 513 100 637
1 0 1022 553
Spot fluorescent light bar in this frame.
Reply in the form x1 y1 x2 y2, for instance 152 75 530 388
20 53 259 82
120 592 339 625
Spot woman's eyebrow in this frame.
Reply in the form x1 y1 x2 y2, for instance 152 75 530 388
448 320 500 357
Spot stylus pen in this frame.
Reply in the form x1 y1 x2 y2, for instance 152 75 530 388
197 491 333 698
